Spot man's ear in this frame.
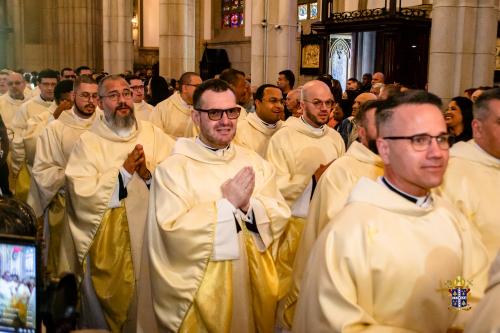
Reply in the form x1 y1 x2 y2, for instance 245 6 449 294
376 137 390 164
192 109 201 127
471 119 482 140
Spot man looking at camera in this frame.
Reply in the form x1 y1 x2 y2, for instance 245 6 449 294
65 75 174 332
146 78 290 333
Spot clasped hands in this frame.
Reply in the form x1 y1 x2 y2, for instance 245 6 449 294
221 166 255 213
123 144 151 181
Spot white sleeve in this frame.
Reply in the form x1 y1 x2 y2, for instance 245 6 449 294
291 179 313 218
108 167 133 208
212 198 240 261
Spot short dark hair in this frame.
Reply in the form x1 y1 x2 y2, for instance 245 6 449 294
60 67 73 76
219 68 245 87
348 77 359 83
255 84 280 102
193 79 235 110
54 80 74 104
474 88 500 120
355 99 384 128
279 69 295 89
73 76 97 92
125 75 142 84
37 69 59 83
178 72 200 90
75 66 92 76
375 90 442 133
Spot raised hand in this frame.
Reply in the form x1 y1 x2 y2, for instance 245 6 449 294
221 166 255 212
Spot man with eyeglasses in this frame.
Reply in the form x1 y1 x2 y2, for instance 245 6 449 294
150 71 202 138
277 100 385 329
64 75 174 332
441 89 500 268
126 75 153 122
27 77 98 279
146 78 290 333
266 79 345 307
11 68 58 201
294 91 488 333
233 83 284 157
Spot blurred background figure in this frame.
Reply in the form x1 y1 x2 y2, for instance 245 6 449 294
444 96 473 143
147 75 171 106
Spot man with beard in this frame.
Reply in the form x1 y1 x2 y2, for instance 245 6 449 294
64 75 174 332
337 92 377 148
266 79 345 305
276 100 385 329
233 84 284 157
146 79 290 332
294 91 488 332
11 69 58 201
28 76 99 278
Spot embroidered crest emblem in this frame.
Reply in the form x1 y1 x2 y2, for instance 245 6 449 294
445 276 472 311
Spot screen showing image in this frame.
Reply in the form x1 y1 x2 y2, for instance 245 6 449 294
0 242 36 333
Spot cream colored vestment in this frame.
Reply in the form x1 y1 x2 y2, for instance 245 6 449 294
293 178 488 333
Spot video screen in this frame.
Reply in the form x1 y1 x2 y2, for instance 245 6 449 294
0 242 36 333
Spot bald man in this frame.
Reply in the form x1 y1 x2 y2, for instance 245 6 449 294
371 72 385 85
277 100 385 329
338 92 377 148
267 80 345 306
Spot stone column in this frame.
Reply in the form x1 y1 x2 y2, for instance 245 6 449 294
159 0 196 80
54 0 103 71
428 0 498 100
103 0 133 73
251 0 298 87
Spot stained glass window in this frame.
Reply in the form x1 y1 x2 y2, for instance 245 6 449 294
298 1 318 21
222 0 244 28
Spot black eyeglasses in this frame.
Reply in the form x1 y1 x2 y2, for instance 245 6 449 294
196 107 241 121
383 134 454 151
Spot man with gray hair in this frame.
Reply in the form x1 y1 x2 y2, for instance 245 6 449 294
285 88 302 118
442 88 500 266
65 75 174 332
294 91 488 332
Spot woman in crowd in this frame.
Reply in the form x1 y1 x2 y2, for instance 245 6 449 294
444 96 473 143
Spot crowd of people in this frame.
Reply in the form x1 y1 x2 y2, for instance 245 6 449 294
0 63 498 333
